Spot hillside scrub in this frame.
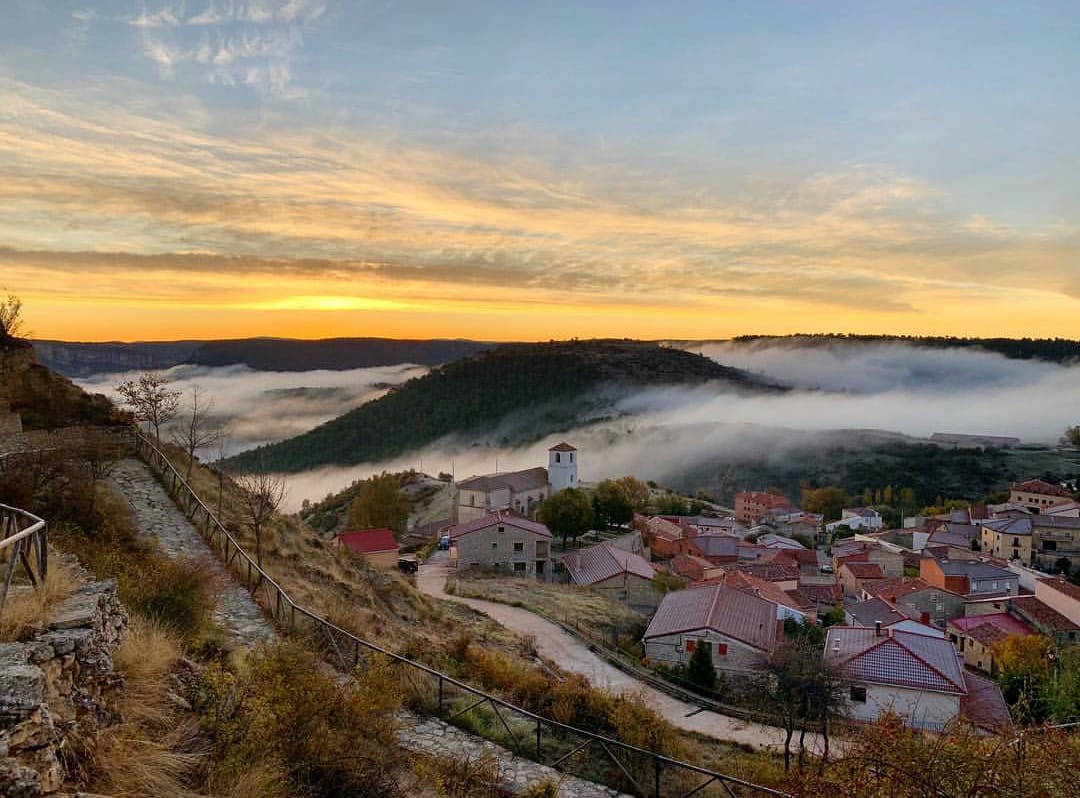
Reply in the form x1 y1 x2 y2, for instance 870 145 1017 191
0 556 84 642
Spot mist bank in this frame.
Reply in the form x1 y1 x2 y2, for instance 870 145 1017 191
75 363 428 457
276 342 1080 510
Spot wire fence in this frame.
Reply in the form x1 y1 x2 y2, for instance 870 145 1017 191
134 432 791 798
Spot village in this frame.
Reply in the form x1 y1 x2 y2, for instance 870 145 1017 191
333 441 1080 738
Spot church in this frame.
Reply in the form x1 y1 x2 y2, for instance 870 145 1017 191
454 442 579 523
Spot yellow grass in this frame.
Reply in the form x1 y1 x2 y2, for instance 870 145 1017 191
0 554 84 642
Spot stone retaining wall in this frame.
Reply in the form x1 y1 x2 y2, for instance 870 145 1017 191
0 581 128 796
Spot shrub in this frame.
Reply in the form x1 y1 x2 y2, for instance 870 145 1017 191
124 556 216 643
194 641 404 798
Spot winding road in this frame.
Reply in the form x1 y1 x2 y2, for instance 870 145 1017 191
419 552 826 752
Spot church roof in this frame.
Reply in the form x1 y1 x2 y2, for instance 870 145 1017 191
549 441 577 452
457 467 548 493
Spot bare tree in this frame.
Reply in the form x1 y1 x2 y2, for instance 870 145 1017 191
170 386 222 482
235 472 286 570
0 292 25 340
79 430 121 516
116 372 181 444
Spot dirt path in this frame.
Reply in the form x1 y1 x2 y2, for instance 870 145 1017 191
420 552 827 753
110 458 277 648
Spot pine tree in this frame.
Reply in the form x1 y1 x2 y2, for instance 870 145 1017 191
687 640 716 691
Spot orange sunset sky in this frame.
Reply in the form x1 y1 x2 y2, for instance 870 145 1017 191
3 2 1080 342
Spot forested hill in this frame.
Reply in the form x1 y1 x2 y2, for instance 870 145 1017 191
225 339 782 473
726 334 1080 363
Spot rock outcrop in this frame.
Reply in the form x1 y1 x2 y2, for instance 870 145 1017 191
0 581 128 796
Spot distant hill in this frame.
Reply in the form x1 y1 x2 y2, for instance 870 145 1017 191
225 339 782 473
723 334 1080 364
32 340 204 378
187 337 489 371
32 337 490 377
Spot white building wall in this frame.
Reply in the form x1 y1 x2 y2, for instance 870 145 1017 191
846 683 961 731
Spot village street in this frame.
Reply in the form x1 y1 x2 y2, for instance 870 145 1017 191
418 552 826 753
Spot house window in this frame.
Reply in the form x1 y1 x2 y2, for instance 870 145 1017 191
570 453 574 463
514 541 524 553
685 639 696 653
715 642 728 656
850 686 867 703
555 453 561 463
513 562 526 574
492 542 498 550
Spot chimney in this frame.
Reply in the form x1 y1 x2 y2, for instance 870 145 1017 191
875 620 882 637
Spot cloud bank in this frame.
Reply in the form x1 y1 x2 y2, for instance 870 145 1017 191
77 362 427 457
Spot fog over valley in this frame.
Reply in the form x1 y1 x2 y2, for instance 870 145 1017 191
76 341 1080 512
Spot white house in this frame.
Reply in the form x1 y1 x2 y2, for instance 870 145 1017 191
827 507 883 534
824 626 992 731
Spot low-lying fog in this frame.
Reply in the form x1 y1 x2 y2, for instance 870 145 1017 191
78 343 1080 512
76 363 428 457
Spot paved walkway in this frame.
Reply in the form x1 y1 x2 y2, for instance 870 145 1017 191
109 458 277 648
420 553 825 753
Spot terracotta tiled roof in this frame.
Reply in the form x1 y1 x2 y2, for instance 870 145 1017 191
825 628 966 695
565 542 655 586
949 613 1033 646
723 570 802 612
791 582 843 608
961 671 1011 733
843 562 886 579
1011 479 1072 497
1011 596 1080 634
1038 576 1080 603
548 441 577 452
336 528 399 555
726 561 800 583
450 510 551 539
644 584 779 651
457 467 549 493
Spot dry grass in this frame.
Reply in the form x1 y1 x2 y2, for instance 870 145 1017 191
0 554 84 642
87 616 207 797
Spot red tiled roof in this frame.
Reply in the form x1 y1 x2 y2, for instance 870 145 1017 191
961 671 1011 733
450 510 552 539
825 628 966 695
791 582 843 608
843 562 886 579
723 570 802 612
726 561 800 583
336 528 399 555
643 584 779 651
1038 576 1080 603
949 613 1033 645
548 441 577 452
670 554 714 581
565 542 655 586
1011 479 1072 497
1011 596 1080 633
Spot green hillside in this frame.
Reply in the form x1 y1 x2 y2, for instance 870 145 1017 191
226 339 780 473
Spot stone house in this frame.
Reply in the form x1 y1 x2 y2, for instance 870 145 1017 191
1030 514 1080 572
642 584 779 673
832 541 904 579
839 561 886 597
845 597 944 638
451 511 552 580
1034 577 1080 627
563 541 661 612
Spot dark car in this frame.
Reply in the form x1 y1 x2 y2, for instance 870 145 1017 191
398 555 419 574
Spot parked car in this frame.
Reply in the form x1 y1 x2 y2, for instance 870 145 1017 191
398 554 419 574
438 535 451 550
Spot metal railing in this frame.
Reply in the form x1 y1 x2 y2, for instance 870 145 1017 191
134 432 789 798
0 503 47 612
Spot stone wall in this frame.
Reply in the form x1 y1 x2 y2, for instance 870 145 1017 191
0 580 128 796
0 400 21 436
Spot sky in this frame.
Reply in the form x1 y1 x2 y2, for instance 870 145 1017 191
2 1 1080 341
